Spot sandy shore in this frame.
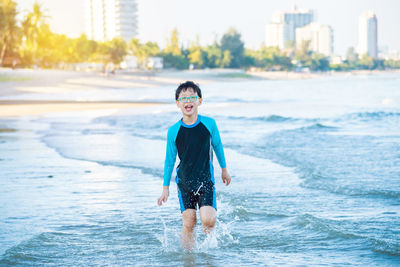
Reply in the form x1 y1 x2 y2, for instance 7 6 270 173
0 68 259 117
0 69 187 117
0 100 161 117
1 68 397 117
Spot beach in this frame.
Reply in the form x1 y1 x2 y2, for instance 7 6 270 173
0 68 399 266
0 69 197 117
0 68 393 117
0 68 268 117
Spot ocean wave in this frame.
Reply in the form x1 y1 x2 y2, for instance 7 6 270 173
300 174 400 199
81 129 116 135
286 123 339 132
40 134 164 178
340 111 400 122
304 123 338 130
292 213 361 240
249 126 399 202
292 214 400 256
0 231 71 265
372 237 400 256
206 97 271 103
225 114 302 123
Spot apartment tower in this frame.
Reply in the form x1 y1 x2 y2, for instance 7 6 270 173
266 5 314 49
357 11 378 58
85 0 138 42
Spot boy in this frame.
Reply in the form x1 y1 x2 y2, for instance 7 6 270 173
157 81 231 250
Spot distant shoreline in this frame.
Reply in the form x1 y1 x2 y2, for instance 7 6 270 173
248 69 400 80
0 68 398 118
0 100 162 117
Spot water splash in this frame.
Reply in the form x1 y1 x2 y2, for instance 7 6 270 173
160 216 169 250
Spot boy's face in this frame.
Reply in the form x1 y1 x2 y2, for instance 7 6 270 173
176 88 202 117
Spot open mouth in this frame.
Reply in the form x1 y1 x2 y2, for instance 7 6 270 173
184 104 193 112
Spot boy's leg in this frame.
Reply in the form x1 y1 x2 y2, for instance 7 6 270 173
198 185 217 234
182 208 196 250
199 206 216 234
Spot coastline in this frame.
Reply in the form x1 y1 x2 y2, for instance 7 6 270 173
247 69 400 80
0 68 398 118
0 100 161 117
0 69 177 118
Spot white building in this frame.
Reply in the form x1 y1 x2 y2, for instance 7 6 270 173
296 23 333 56
85 0 138 42
266 5 314 49
265 23 288 49
357 11 378 58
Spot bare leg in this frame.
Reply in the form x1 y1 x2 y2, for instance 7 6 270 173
181 209 196 250
199 206 216 234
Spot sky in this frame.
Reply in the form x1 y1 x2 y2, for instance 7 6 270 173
15 0 400 56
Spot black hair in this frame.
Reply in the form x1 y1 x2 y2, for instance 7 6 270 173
175 81 202 100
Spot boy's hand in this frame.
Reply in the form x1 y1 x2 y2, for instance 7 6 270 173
157 186 169 206
221 168 231 186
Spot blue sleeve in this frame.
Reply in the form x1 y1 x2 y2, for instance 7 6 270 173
202 116 227 168
163 123 180 186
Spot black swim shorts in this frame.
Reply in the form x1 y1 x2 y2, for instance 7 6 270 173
177 183 217 213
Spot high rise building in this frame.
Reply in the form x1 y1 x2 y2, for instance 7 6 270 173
265 5 314 49
85 0 138 42
266 23 288 49
296 23 333 56
357 11 378 58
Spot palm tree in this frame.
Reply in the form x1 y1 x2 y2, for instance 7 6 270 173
0 0 18 66
20 2 49 66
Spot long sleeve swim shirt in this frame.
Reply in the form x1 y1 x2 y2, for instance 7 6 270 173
163 115 227 192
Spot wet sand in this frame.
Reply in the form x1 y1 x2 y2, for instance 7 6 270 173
0 69 200 117
0 100 161 117
0 68 262 117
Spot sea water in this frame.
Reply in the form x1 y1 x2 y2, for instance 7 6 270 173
0 73 399 266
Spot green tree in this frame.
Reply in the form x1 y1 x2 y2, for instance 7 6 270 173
384 59 400 69
261 46 281 68
20 2 49 67
74 34 97 63
220 50 231 68
294 40 312 65
52 33 74 67
245 45 292 70
142 41 160 57
35 23 57 67
129 38 145 67
346 47 358 63
358 53 374 69
310 53 329 71
165 28 181 56
188 37 206 68
0 0 19 66
204 41 224 68
161 29 188 69
129 38 160 69
161 52 189 69
220 28 244 68
105 38 127 65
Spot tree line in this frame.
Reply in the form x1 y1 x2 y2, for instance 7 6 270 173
1 0 399 71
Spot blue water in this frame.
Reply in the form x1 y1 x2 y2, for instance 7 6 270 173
0 73 399 266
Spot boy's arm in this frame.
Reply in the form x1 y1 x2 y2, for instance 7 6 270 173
210 119 227 169
163 128 178 187
211 119 231 185
158 127 178 206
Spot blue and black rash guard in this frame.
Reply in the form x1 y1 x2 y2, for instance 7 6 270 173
163 115 226 192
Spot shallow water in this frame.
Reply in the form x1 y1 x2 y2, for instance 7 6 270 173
1 73 400 266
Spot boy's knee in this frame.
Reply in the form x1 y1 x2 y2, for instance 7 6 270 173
183 219 196 231
201 215 216 228
182 209 196 231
